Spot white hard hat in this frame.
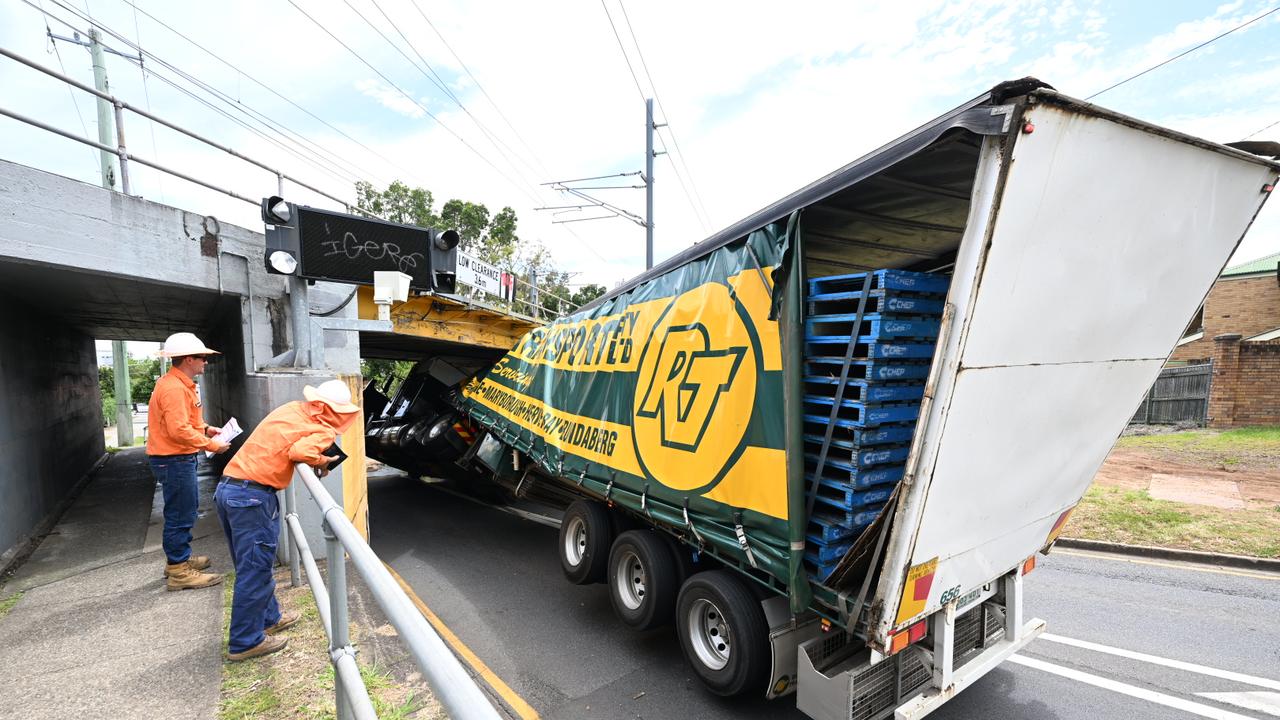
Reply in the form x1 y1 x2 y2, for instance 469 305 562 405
304 379 360 414
159 332 220 358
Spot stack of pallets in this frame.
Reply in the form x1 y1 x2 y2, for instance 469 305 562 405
802 268 950 580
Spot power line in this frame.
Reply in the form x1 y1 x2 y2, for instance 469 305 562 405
409 0 553 177
34 0 385 188
28 0 370 194
347 0 544 188
1243 117 1280 140
36 0 95 167
600 0 645 100
284 0 542 205
130 1 165 203
105 0 418 185
617 1 711 233
1087 6 1280 100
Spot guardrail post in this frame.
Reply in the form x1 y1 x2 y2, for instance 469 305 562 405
324 517 353 720
282 484 301 587
113 101 130 195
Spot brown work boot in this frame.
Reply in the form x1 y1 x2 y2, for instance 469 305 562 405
163 556 211 577
227 635 288 661
266 610 301 635
165 562 222 591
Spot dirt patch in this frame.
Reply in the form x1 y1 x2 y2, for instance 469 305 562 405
1094 446 1280 505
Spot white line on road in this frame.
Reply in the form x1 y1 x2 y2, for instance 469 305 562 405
1009 655 1259 720
1196 692 1280 718
1040 633 1280 691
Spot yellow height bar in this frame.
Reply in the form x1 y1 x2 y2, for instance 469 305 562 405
356 286 540 350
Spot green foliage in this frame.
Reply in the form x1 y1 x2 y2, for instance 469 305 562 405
569 283 607 309
361 359 415 394
0 591 22 621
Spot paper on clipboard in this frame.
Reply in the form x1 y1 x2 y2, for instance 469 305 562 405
205 417 243 458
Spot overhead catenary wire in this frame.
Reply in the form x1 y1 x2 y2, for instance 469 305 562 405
1243 117 1280 140
1087 5 1280 100
408 0 554 177
616 1 712 233
30 0 386 190
130 0 166 202
101 0 415 186
36 0 95 167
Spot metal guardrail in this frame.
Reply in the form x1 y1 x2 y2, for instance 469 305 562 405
281 463 502 720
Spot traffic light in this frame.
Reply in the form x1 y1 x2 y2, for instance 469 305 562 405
260 197 460 293
261 195 301 276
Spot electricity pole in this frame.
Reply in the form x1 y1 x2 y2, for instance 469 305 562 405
645 98 666 271
87 28 132 444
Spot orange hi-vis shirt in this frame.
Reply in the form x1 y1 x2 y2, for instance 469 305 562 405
146 367 212 456
224 400 359 490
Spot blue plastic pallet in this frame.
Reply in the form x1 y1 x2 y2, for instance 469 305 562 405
805 460 906 488
808 505 883 542
805 315 941 340
802 400 921 428
805 358 932 382
802 442 910 468
805 339 938 360
805 535 856 564
812 483 895 512
808 268 952 296
802 378 924 403
807 293 947 317
800 421 917 447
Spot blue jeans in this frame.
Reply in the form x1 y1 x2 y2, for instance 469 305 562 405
215 479 282 653
149 454 198 565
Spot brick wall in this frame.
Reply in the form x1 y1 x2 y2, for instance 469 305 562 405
1171 274 1280 362
1207 334 1280 428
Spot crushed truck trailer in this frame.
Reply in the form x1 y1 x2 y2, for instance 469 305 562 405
364 78 1280 719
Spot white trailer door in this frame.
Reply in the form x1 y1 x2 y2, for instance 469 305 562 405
872 95 1279 644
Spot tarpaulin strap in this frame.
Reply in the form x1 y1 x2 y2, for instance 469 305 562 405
733 511 758 569
604 479 614 503
575 468 587 486
514 468 531 497
805 271 874 520
683 499 705 548
744 242 774 295
790 541 806 551
556 457 564 476
837 589 852 628
640 483 651 516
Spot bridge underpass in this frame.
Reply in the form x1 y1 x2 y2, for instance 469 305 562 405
0 157 546 569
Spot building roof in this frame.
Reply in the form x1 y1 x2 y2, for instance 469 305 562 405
1223 251 1280 277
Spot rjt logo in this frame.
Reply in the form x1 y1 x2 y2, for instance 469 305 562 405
635 323 746 452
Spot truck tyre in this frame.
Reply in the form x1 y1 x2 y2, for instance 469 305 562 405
676 570 770 697
559 500 612 585
655 531 699 588
607 530 679 630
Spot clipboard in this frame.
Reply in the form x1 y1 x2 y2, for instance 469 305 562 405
323 443 348 471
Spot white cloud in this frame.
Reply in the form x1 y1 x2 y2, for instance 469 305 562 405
355 78 426 118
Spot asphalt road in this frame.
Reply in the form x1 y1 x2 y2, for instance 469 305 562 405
368 472 1280 720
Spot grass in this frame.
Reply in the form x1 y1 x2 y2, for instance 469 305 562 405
0 591 23 621
1116 426 1280 469
1065 485 1280 558
218 567 435 720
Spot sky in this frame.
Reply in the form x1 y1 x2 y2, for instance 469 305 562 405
3 0 1279 307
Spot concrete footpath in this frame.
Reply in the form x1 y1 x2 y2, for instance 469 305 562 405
0 448 228 720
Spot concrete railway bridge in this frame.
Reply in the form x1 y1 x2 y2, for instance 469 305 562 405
0 157 540 566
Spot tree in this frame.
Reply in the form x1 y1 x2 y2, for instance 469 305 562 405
355 180 438 227
569 284 607 310
361 359 414 395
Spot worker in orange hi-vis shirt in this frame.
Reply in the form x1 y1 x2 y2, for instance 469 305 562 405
216 380 361 661
146 333 231 592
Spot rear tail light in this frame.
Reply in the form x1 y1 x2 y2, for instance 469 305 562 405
888 619 928 655
1022 556 1036 575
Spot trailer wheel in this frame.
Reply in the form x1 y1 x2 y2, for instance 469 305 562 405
676 570 770 697
559 501 612 584
654 531 699 588
607 530 679 630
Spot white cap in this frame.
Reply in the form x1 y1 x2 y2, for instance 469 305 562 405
304 379 360 414
159 332 220 358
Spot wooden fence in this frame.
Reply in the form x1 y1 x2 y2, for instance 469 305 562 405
1130 362 1212 425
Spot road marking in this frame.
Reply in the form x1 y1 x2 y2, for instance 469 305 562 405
1040 634 1280 691
1009 655 1258 720
1197 692 1280 717
1054 549 1280 581
384 563 540 720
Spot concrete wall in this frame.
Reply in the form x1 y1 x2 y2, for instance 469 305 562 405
1172 274 1280 362
0 296 105 564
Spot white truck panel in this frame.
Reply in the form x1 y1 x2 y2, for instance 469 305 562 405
874 97 1279 642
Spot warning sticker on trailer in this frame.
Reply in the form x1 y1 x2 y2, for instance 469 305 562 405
894 557 939 626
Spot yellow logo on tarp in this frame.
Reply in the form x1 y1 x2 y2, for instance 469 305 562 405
632 282 758 491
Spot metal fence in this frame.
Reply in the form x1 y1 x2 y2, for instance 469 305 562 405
1130 362 1212 425
281 464 501 720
